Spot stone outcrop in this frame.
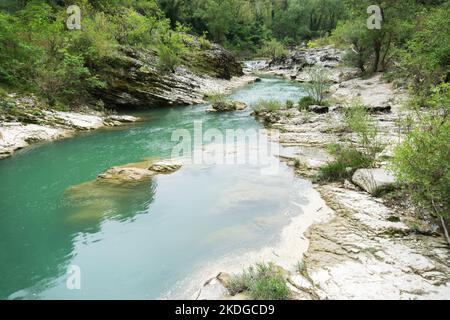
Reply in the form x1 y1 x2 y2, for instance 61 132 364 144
94 44 243 109
330 74 406 111
196 273 230 300
149 160 183 174
97 167 156 183
352 168 396 195
270 46 342 70
301 185 450 300
262 46 360 83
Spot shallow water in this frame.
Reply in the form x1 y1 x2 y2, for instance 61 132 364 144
0 76 309 299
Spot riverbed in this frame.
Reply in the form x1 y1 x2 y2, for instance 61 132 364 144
0 76 312 299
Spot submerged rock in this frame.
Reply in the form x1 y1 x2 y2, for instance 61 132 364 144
352 168 396 195
64 159 182 225
107 115 140 123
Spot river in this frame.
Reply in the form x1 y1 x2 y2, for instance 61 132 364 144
0 76 311 299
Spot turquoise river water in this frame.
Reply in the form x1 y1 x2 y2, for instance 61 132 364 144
0 76 311 299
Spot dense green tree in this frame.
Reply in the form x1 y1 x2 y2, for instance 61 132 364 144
399 6 450 95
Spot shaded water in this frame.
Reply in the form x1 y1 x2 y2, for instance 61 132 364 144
0 77 309 299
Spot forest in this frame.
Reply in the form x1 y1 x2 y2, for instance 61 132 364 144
0 0 448 101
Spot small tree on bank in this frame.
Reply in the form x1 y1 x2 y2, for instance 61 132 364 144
305 65 330 105
392 83 450 246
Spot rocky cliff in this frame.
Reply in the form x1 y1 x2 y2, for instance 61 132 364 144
94 43 243 109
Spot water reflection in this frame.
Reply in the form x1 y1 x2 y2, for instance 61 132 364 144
64 178 157 231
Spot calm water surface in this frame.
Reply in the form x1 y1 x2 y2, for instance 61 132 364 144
0 77 310 299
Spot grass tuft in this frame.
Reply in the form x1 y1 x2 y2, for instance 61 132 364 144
225 262 290 300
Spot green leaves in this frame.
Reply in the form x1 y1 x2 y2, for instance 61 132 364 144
259 39 288 59
392 83 450 218
225 263 290 300
399 6 450 94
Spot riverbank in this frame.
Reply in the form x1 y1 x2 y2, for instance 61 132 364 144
0 106 139 160
195 46 450 300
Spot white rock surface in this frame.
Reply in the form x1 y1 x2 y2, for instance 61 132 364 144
195 277 229 300
0 122 70 159
0 111 139 159
305 185 450 300
352 168 396 195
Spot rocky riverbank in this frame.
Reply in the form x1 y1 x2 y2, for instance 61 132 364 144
0 98 140 160
195 46 450 300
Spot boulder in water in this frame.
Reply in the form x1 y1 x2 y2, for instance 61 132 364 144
211 101 247 112
97 159 183 183
98 167 155 183
149 160 182 174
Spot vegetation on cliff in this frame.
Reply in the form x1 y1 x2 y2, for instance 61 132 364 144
0 0 241 111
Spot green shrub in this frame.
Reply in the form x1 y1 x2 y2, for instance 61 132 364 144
156 42 182 72
0 94 16 114
392 83 450 220
305 66 331 105
285 100 294 109
198 33 213 50
293 158 302 169
259 39 288 59
344 100 383 158
332 20 371 73
399 7 450 96
225 263 290 300
298 96 317 110
252 99 283 114
205 91 226 105
315 145 374 182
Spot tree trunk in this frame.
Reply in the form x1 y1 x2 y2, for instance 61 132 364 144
441 217 450 247
380 33 392 71
373 39 381 73
351 44 365 73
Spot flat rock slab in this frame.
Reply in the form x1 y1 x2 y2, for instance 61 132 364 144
304 185 450 300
